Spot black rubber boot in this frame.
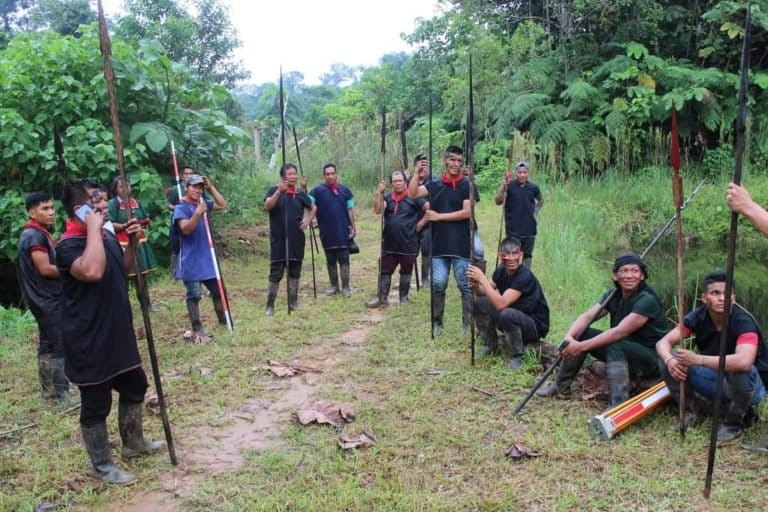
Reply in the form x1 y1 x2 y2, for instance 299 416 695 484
366 274 391 308
432 293 446 337
325 264 339 296
475 259 487 274
81 423 136 485
398 274 411 304
288 277 301 312
474 310 498 357
606 361 631 408
186 299 210 344
503 326 524 371
340 262 352 297
265 281 279 316
536 353 586 397
51 356 72 405
212 296 227 325
37 353 55 400
461 292 472 335
118 401 165 460
717 373 755 445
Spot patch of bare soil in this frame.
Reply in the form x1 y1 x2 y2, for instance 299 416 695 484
113 308 386 511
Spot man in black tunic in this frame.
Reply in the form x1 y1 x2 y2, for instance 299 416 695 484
263 163 316 315
408 145 473 336
57 179 163 485
495 161 542 267
367 170 427 307
18 192 71 403
467 236 550 370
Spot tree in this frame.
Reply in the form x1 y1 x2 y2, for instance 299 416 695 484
320 63 360 87
25 0 95 37
116 0 249 87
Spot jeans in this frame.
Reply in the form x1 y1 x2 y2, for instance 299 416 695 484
473 230 485 262
183 278 220 301
431 256 470 296
688 365 765 406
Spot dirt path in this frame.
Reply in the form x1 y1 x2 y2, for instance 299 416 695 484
111 308 386 511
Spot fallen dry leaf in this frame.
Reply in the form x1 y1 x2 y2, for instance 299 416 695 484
577 362 608 401
504 443 542 460
339 429 377 450
144 392 169 415
263 360 321 378
295 400 355 428
198 367 213 377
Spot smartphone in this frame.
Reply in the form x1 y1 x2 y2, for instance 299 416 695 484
75 204 93 222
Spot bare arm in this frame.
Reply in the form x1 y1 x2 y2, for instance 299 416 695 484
727 184 768 236
204 177 227 210
574 312 649 353
373 181 386 215
467 265 520 310
677 343 758 374
69 212 106 283
30 251 59 279
424 199 470 222
121 219 142 274
408 175 428 199
177 201 208 236
300 204 316 230
348 207 356 238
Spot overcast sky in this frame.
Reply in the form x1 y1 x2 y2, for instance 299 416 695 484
101 0 442 86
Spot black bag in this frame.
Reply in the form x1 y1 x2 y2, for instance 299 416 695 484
349 238 360 254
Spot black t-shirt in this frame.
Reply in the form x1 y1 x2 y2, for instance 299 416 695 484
504 181 541 236
427 178 471 259
685 304 761 356
18 223 60 319
264 187 313 262
382 194 426 255
492 265 550 338
599 283 670 348
56 226 141 385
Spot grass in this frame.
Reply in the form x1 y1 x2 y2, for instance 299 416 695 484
2 173 768 511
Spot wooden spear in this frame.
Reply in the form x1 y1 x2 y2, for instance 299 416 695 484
467 54 477 366
279 68 290 314
704 4 751 499
428 97 435 340
292 125 317 299
378 107 387 300
96 0 177 465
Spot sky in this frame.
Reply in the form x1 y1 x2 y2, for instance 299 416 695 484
101 0 443 86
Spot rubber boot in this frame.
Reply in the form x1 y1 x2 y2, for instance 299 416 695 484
288 277 301 312
186 299 210 344
340 262 352 297
325 264 340 296
37 353 55 400
461 292 472 335
51 357 72 405
432 293 446 337
475 259 487 274
118 401 165 460
606 361 631 408
366 274 391 308
212 296 227 325
265 281 279 316
717 373 755 445
81 422 136 485
474 310 498 358
398 274 411 304
503 326 525 371
536 353 585 397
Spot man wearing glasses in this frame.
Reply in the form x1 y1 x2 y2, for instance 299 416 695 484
467 236 550 370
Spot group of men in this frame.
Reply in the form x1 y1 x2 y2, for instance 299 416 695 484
16 145 768 486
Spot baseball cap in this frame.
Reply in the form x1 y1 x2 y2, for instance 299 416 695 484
515 161 529 169
186 174 204 186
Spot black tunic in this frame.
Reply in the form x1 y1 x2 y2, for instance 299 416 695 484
18 222 60 320
265 186 313 262
57 224 141 385
504 181 541 237
426 178 471 259
492 265 550 338
382 194 425 255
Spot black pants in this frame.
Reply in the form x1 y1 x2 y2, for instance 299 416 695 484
580 328 659 378
325 247 350 266
78 367 148 427
269 260 303 282
35 313 64 357
506 234 536 259
474 296 539 343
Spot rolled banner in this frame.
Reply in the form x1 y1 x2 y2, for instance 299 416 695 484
590 382 671 441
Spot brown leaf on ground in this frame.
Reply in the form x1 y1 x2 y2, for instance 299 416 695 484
295 400 355 428
504 443 542 460
339 429 377 450
263 360 322 378
144 392 169 415
577 362 608 401
62 475 87 492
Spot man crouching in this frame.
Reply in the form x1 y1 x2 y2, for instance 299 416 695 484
656 270 767 444
467 236 550 371
57 179 163 485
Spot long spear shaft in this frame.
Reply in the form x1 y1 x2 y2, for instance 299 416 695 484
467 54 477 366
279 68 290 314
401 118 419 291
428 97 434 339
96 0 176 465
670 109 687 439
170 140 183 201
513 179 706 415
292 126 317 299
202 213 234 333
378 107 387 299
704 4 751 498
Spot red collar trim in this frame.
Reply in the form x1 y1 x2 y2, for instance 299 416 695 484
441 173 463 190
116 197 139 210
24 220 56 246
61 219 87 238
325 183 339 195
390 190 408 213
